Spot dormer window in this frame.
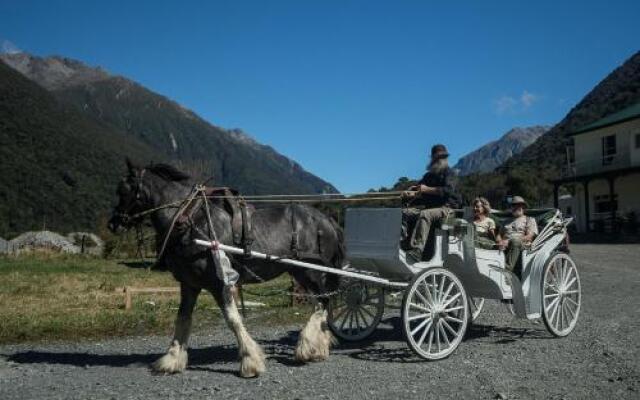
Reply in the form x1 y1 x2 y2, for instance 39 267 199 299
602 134 616 165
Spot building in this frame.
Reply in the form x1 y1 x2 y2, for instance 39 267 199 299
551 102 640 233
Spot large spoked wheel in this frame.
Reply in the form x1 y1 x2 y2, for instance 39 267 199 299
468 297 485 323
327 280 385 341
402 268 468 360
542 252 581 337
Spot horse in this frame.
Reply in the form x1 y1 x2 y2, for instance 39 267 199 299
108 159 344 378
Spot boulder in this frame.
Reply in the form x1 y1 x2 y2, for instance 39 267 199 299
8 231 80 254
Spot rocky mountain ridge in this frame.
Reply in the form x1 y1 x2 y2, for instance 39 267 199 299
454 125 549 176
0 52 336 195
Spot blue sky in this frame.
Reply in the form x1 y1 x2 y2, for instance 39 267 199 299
1 1 639 193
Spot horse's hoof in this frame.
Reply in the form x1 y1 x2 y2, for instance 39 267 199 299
295 345 329 363
240 354 265 378
295 311 333 363
152 341 188 374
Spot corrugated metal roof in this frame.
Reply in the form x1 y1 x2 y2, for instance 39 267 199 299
570 102 640 136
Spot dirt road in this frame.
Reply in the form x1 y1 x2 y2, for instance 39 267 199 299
1 244 639 399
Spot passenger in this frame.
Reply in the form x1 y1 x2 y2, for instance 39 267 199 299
401 144 461 263
470 197 498 249
497 195 538 274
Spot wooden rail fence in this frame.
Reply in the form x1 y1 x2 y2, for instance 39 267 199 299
118 286 179 310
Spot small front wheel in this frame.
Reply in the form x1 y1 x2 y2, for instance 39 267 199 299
402 268 468 360
541 252 581 337
327 280 385 341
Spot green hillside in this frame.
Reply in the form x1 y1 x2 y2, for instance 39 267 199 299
0 53 338 237
54 77 335 195
0 60 160 237
0 52 336 197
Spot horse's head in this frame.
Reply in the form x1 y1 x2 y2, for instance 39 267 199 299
108 158 152 233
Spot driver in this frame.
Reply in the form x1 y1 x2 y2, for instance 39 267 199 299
402 144 461 263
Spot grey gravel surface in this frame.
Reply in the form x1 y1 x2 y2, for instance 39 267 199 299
1 244 639 399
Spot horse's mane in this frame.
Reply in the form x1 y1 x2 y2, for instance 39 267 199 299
146 163 191 182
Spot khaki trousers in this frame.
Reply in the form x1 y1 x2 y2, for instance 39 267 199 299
402 207 450 259
505 237 524 273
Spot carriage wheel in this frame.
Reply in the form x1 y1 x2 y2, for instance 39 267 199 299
541 252 581 337
402 268 468 360
327 280 385 341
469 297 485 323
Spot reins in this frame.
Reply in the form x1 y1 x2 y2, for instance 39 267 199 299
155 185 208 262
122 191 404 221
117 172 404 278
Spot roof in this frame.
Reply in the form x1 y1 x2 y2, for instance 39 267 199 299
570 102 640 136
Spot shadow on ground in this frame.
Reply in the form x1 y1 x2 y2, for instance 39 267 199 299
5 345 238 369
3 317 553 371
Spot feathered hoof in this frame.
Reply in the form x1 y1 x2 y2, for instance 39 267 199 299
240 352 266 378
152 340 188 374
295 310 334 363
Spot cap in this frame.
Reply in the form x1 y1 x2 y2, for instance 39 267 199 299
511 195 528 208
431 144 449 159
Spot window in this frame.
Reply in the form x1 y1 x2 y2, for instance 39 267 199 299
635 133 640 149
602 134 616 165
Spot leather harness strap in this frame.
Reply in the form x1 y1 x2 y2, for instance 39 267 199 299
173 187 324 264
173 186 253 254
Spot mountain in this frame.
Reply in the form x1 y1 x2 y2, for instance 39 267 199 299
0 54 110 90
454 125 549 176
0 53 337 237
459 50 640 207
0 59 160 236
501 51 640 174
0 52 337 196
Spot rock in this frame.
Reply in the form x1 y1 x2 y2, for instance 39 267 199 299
8 231 80 254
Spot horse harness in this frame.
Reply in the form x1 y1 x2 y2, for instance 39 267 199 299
175 186 255 255
165 185 325 264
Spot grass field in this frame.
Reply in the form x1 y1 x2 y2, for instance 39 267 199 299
0 254 311 344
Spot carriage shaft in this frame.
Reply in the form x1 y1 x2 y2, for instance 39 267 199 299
193 239 408 288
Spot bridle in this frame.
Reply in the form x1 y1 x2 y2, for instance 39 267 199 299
114 168 149 226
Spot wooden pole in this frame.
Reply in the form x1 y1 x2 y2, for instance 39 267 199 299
124 286 132 310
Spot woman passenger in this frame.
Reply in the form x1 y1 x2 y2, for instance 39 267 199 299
470 197 499 249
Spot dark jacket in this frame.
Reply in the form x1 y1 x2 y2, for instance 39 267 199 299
411 167 461 209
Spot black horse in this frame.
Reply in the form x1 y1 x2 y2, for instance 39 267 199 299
108 160 344 377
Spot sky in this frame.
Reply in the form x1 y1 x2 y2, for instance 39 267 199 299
1 0 639 193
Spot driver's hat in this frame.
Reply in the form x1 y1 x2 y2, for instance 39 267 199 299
430 144 449 159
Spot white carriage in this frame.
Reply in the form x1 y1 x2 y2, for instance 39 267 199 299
196 206 581 360
326 207 582 360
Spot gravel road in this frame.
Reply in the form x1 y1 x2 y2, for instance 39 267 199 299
1 244 639 399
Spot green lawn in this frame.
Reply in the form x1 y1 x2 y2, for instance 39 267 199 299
0 254 310 344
